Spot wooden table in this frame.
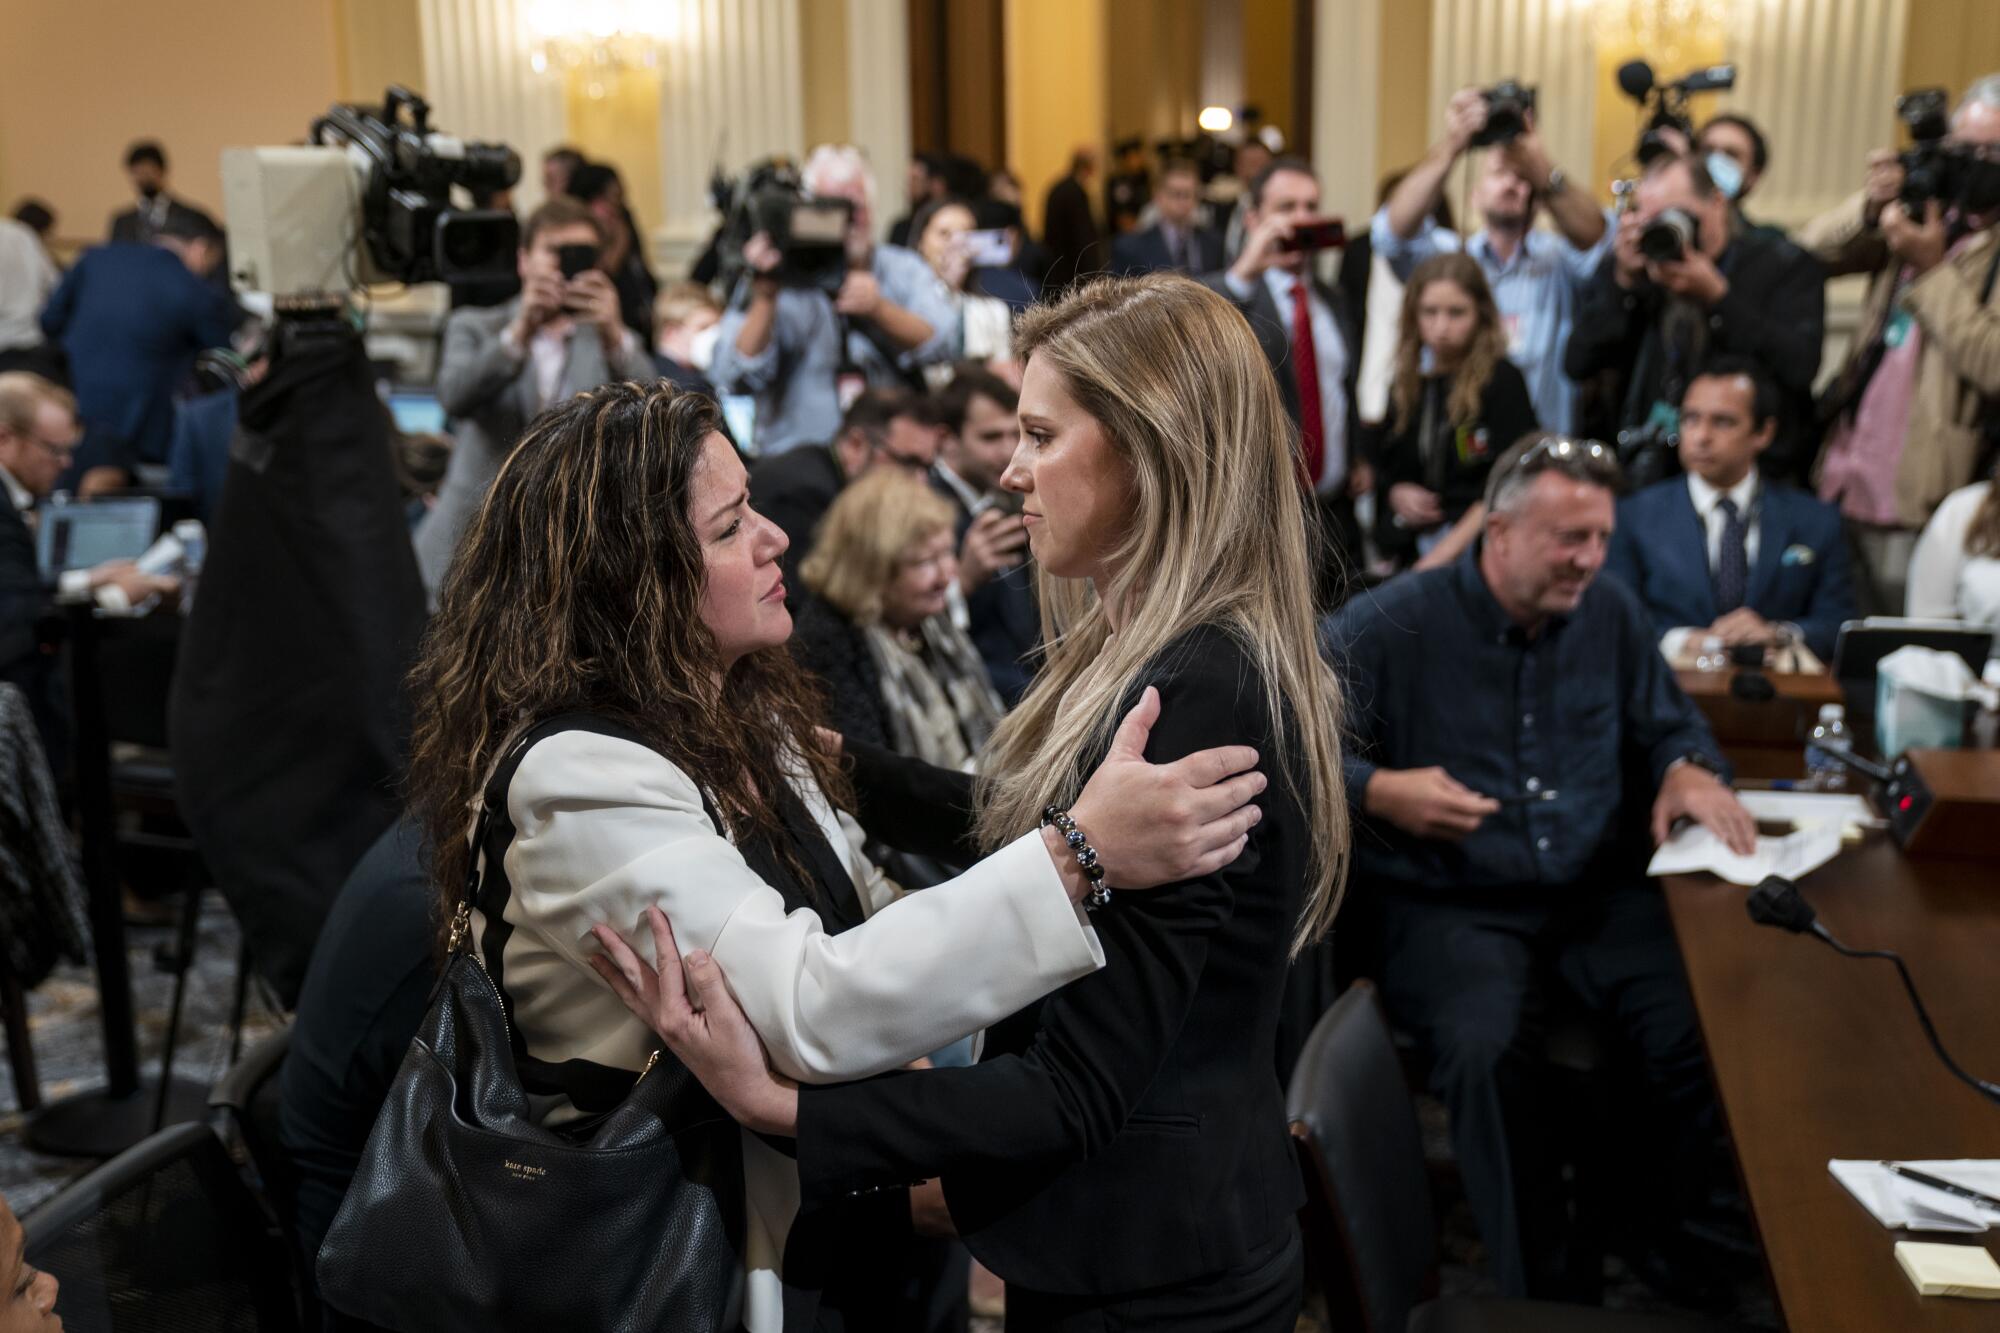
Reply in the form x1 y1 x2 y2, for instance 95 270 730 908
1662 839 2000 1331
1675 668 1847 780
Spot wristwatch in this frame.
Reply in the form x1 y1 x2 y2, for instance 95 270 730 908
1675 751 1727 781
1543 167 1569 197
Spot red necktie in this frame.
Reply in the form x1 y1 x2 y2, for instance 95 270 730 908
1290 278 1324 491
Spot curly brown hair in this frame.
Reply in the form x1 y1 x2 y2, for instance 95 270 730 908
1389 252 1510 436
404 381 849 948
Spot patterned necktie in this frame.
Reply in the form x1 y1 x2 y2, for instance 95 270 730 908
1714 496 1749 613
1291 278 1324 490
1167 227 1186 270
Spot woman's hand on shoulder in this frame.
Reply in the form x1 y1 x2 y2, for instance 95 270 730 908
1060 685 1265 893
588 908 798 1136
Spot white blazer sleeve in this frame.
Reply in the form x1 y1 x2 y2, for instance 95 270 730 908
504 730 1105 1084
1906 484 1980 619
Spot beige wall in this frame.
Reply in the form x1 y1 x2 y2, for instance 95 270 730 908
334 0 427 104
1374 0 1432 191
0 0 343 246
801 0 853 148
1903 0 2000 111
1108 0 1202 147
1005 0 1108 235
1242 0 1295 143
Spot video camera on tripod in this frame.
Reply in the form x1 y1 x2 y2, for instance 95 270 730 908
709 157 855 297
221 86 520 307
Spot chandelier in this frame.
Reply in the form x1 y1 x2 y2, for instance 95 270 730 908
526 0 681 98
1589 0 1737 63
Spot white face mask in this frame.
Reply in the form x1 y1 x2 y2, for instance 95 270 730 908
1706 151 1746 202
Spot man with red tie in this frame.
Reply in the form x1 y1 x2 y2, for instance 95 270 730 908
1203 157 1366 606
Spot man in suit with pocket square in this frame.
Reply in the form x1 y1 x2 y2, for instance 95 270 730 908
1606 356 1855 662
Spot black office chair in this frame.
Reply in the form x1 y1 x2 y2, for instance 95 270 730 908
23 1119 303 1332
208 1028 297 1234
209 1026 318 1332
1286 981 1753 1333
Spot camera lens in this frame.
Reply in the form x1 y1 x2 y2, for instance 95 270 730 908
1638 218 1687 263
436 212 520 280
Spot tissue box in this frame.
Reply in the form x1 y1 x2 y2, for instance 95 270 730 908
1876 672 1967 755
1875 645 1981 757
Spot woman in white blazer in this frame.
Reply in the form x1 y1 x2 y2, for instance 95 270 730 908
404 383 1265 1333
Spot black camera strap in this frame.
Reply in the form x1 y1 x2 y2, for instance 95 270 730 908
840 312 930 396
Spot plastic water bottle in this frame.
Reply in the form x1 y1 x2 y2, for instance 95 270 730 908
172 519 206 576
173 519 206 614
1804 704 1851 792
1695 635 1728 672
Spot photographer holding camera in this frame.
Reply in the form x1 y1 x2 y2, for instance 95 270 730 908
413 197 656 601
1373 85 1614 436
710 145 955 456
1801 76 2000 614
1564 153 1824 485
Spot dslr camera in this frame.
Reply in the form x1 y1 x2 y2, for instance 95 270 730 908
1472 80 1537 147
1616 420 1679 490
222 87 520 304
712 158 854 297
1893 87 2000 216
1639 208 1701 264
1898 88 1954 212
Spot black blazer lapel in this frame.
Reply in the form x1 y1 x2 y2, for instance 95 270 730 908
773 790 867 933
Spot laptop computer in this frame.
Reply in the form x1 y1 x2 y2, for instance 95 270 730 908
35 497 162 584
385 388 448 437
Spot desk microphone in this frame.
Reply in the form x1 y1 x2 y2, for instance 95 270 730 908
1746 876 2000 1108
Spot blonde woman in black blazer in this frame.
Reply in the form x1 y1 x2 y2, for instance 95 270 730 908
595 275 1350 1331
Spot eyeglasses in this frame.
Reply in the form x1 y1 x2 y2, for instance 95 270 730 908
4 429 75 460
873 442 933 474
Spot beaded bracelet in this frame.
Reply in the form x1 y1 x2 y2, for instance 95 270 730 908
1041 805 1111 912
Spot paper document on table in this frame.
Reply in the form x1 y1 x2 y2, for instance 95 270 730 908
1895 1241 2000 1298
1646 819 1843 885
1831 1160 2000 1233
1736 789 1884 834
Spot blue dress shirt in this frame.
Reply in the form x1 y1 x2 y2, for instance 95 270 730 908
1321 545 1725 893
710 243 957 456
1369 206 1616 436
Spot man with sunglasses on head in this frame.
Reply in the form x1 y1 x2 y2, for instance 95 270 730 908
1321 433 1753 1303
747 386 941 592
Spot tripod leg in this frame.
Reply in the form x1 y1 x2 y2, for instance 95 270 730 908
152 883 204 1132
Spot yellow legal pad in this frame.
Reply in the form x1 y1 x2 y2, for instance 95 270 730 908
1894 1241 2000 1299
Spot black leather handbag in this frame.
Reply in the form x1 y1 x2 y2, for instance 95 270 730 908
315 731 743 1332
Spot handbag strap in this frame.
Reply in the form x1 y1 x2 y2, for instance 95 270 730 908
445 717 586 955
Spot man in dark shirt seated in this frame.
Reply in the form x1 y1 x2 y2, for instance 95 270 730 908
1606 356 1855 663
747 387 938 588
1321 434 1756 1300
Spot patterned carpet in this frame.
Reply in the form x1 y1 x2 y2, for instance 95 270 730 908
1 894 282 1215
3 896 1776 1329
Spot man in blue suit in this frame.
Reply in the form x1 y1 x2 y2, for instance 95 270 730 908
1110 159 1224 278
1607 355 1854 662
40 211 239 482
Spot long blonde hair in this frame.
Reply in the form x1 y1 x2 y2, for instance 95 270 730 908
1390 253 1509 435
972 274 1349 954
